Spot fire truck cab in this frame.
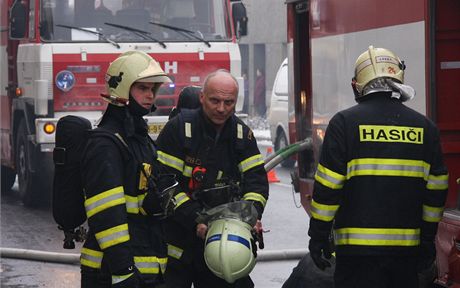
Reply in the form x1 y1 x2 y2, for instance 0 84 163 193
286 0 460 285
1 0 247 206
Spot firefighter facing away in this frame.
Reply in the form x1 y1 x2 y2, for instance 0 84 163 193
80 50 171 287
308 46 448 288
156 70 269 287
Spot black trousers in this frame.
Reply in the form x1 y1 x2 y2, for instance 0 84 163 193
81 267 165 288
164 257 254 288
334 255 419 288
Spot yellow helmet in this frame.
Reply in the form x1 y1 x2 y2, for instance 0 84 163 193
204 218 256 283
353 46 406 99
103 50 171 106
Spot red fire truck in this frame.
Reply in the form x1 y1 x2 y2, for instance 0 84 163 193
286 0 460 285
1 0 247 206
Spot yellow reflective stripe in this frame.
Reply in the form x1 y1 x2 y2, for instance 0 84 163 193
125 193 146 214
183 165 193 178
237 124 243 139
80 247 103 268
134 256 168 274
168 244 183 260
238 154 264 173
112 273 133 284
85 186 125 218
315 164 346 189
335 227 420 246
217 171 223 180
347 158 430 179
427 174 449 190
174 192 190 209
242 192 267 207
311 199 339 222
185 122 192 138
159 257 167 274
423 205 444 222
157 151 184 172
95 224 130 249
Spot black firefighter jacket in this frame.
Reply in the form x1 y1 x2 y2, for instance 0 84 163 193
81 105 167 282
156 108 269 263
308 93 448 256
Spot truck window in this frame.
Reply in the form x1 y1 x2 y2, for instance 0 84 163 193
39 0 231 42
9 0 28 39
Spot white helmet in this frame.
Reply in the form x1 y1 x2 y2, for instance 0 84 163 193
103 50 171 106
204 218 256 283
352 46 414 102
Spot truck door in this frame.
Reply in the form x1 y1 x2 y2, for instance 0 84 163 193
432 0 460 285
433 0 460 208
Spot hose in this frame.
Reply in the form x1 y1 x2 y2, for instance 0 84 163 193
0 247 80 265
256 248 308 262
264 138 312 172
0 247 307 265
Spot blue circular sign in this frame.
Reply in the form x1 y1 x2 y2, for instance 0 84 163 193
55 70 76 92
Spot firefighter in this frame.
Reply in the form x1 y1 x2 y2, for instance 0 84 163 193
168 85 201 120
156 70 269 287
308 46 448 288
80 50 171 287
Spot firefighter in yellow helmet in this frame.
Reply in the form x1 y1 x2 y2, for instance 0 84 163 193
81 50 172 287
308 46 448 287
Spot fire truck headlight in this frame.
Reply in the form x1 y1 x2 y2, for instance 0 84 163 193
55 70 76 92
44 122 56 134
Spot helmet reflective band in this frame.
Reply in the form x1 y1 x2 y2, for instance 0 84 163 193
354 46 405 99
104 51 171 106
204 218 256 283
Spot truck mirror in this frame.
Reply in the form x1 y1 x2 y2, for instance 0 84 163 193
9 0 27 39
232 2 248 38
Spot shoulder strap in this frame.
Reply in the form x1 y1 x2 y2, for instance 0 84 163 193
178 108 199 150
89 128 131 162
232 115 245 151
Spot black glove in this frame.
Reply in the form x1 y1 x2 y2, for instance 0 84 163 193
112 265 141 288
309 237 333 271
417 240 436 272
142 174 178 217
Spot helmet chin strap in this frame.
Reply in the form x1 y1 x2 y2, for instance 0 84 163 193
128 95 150 116
386 79 416 102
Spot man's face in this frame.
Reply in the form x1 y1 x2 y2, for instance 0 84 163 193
200 73 238 129
130 82 157 110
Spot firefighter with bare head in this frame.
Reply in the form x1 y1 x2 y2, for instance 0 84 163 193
307 46 448 287
155 70 269 287
80 50 172 287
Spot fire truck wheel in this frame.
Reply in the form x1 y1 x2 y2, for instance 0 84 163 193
275 130 296 168
1 166 16 194
15 120 51 207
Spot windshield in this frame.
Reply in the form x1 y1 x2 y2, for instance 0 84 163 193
39 0 232 42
